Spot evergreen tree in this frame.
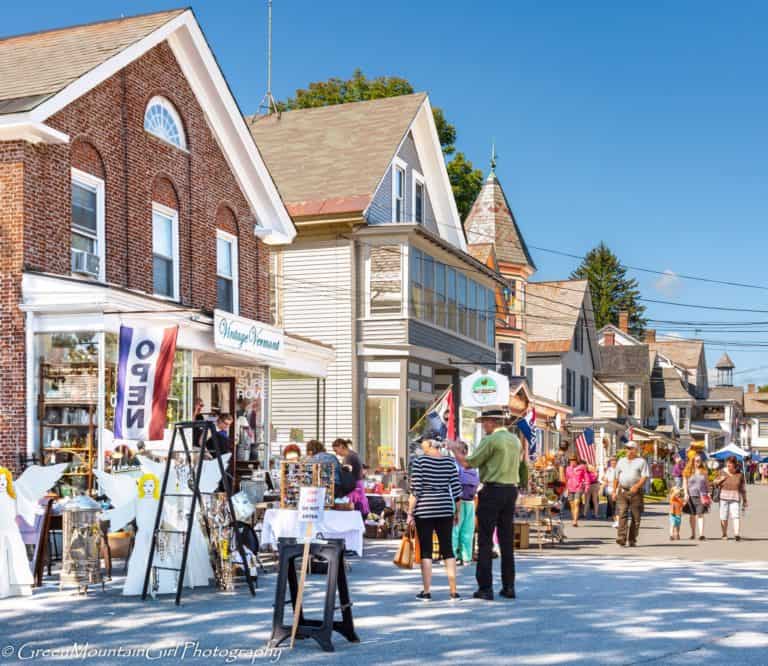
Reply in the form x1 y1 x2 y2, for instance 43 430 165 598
281 69 481 220
570 242 647 336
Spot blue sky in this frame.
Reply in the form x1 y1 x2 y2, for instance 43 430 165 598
6 1 768 385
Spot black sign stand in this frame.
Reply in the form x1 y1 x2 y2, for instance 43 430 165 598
269 537 359 653
141 420 257 605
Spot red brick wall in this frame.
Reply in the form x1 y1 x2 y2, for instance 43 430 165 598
0 41 274 471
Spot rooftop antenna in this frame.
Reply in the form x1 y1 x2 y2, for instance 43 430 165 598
490 140 498 176
258 0 279 115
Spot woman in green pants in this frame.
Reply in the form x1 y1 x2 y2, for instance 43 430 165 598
452 442 480 564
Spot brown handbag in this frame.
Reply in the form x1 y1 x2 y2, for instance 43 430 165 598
393 526 416 569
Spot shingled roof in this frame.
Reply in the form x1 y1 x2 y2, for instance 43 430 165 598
0 9 185 114
464 172 535 269
248 94 426 218
648 339 704 370
651 366 695 400
526 280 588 353
707 386 744 403
597 344 651 379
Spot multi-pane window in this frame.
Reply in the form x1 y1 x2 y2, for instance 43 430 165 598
468 281 478 339
478 286 487 346
216 231 238 313
565 369 576 407
579 375 590 413
486 287 496 345
446 268 457 332
144 96 186 149
393 164 405 222
435 262 446 327
71 170 104 280
658 407 667 425
409 247 423 318
369 245 402 316
627 385 637 417
152 205 178 300
574 317 584 353
678 406 689 431
422 255 435 323
414 179 425 224
458 273 468 337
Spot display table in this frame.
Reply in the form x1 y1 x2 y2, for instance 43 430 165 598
261 509 365 556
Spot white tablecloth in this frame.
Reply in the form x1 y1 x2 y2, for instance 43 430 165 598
261 509 365 556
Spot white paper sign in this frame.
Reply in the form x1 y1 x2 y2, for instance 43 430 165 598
298 486 325 525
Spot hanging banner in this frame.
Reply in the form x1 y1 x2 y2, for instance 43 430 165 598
460 369 510 408
114 324 178 441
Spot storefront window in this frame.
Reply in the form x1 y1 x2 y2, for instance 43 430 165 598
36 332 100 495
460 406 479 451
366 396 398 469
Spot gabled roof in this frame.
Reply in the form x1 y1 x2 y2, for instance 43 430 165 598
651 367 695 400
598 323 643 346
0 9 295 244
597 344 651 379
464 172 535 269
0 9 186 114
715 352 735 369
744 391 768 415
248 94 467 250
526 280 588 353
648 339 705 371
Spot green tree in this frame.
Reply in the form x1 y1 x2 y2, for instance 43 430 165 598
570 242 647 336
281 69 481 219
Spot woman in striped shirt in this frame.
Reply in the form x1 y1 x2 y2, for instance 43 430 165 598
407 439 462 601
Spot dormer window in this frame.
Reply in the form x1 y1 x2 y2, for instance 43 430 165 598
144 96 186 149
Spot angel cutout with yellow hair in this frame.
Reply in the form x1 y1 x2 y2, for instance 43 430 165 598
0 463 67 598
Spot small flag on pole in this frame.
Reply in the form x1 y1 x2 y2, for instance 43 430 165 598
575 428 596 466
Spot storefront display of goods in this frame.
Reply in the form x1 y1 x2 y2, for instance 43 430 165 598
279 461 334 509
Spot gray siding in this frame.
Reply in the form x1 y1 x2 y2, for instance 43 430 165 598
276 240 354 442
367 132 437 233
409 320 496 365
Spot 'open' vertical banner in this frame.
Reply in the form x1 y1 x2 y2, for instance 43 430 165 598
114 325 179 441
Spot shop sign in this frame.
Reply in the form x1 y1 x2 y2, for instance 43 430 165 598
461 369 510 408
214 310 284 361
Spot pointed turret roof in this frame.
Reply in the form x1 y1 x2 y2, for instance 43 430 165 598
464 170 536 270
715 352 735 369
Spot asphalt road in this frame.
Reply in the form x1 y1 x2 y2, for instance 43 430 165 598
0 487 766 665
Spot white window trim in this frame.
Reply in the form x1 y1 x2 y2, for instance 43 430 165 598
391 157 408 223
152 202 180 302
412 169 426 224
216 229 239 315
144 95 188 151
71 168 106 282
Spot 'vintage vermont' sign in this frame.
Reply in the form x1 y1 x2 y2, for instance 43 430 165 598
214 310 284 361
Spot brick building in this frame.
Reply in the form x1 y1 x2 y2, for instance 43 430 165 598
0 9 332 485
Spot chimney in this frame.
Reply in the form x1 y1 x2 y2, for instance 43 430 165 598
604 331 615 346
618 310 629 334
748 383 756 394
645 329 656 344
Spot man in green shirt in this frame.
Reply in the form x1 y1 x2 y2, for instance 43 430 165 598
451 408 521 601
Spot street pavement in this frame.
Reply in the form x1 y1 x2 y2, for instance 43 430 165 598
0 486 766 665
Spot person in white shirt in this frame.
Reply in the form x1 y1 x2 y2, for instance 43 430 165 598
612 442 649 547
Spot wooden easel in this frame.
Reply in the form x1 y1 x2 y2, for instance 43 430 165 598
289 522 314 648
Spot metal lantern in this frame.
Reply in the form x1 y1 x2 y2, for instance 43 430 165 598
60 494 104 593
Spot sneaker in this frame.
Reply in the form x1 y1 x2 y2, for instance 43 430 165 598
416 591 431 601
499 587 516 599
616 539 626 547
449 592 461 601
699 536 706 541
629 542 637 547
735 535 741 542
456 559 464 567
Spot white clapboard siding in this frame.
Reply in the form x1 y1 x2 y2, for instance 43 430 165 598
270 373 321 445
278 239 354 442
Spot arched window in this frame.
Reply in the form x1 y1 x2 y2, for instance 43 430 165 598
143 96 186 149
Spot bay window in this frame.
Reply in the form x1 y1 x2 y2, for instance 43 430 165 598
409 247 423 318
369 245 402 316
423 254 435 323
435 262 446 328
447 268 457 331
458 273 468 337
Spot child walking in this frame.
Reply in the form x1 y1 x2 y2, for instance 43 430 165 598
669 486 684 541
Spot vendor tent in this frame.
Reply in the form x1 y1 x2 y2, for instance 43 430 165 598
710 443 751 460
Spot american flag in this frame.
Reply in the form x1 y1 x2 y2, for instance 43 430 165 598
575 428 595 466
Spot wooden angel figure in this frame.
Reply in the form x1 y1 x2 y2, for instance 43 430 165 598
95 469 179 596
0 464 67 598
